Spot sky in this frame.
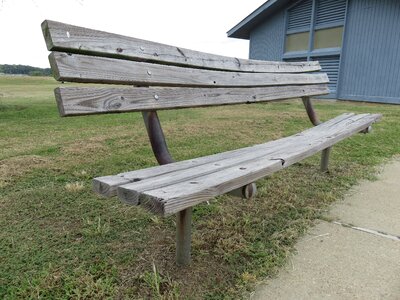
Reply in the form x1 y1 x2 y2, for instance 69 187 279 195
0 0 267 68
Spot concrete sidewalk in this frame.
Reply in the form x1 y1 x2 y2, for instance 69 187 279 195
251 158 400 300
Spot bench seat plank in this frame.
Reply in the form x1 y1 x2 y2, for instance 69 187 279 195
42 20 321 73
55 84 329 116
94 113 381 216
93 113 356 197
49 52 329 87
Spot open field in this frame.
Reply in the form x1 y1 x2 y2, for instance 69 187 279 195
1 76 399 299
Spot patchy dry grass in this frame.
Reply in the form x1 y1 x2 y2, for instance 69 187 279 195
65 182 85 193
0 155 50 188
1 76 400 299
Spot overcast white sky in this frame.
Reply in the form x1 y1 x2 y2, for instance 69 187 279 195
0 0 266 68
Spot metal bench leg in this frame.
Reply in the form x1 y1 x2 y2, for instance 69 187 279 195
302 97 332 172
143 110 193 266
361 126 372 134
176 207 192 266
320 147 331 172
229 182 257 199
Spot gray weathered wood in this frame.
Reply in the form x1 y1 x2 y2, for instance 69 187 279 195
136 114 379 213
55 84 329 116
114 113 380 216
42 20 321 73
49 52 329 87
147 114 380 216
115 134 310 205
93 113 359 198
93 113 364 198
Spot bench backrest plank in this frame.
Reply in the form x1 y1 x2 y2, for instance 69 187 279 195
49 52 329 87
42 20 321 73
42 20 330 117
56 84 329 116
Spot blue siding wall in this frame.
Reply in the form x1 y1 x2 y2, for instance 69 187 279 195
339 0 400 104
313 55 341 93
249 10 286 61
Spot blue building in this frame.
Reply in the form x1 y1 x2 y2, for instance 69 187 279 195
228 0 400 104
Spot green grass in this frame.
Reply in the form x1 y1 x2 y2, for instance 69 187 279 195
1 76 399 299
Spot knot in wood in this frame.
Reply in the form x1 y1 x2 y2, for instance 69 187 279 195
111 102 122 109
104 99 122 110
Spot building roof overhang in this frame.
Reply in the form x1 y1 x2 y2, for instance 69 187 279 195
227 0 292 40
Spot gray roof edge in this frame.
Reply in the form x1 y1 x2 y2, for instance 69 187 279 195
227 0 281 40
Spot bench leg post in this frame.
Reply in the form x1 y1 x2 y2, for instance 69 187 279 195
320 147 332 172
228 183 257 199
176 207 192 266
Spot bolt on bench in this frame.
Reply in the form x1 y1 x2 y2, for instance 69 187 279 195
42 20 381 266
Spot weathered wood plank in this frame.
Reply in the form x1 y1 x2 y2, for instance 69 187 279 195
55 84 329 116
49 52 329 87
116 113 381 216
115 113 364 205
93 113 358 197
114 113 365 204
42 20 321 73
147 114 381 215
116 132 319 204
93 113 361 197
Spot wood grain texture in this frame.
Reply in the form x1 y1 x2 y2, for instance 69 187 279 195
42 20 321 73
49 52 329 87
131 113 381 216
55 84 329 116
93 113 381 215
93 113 358 198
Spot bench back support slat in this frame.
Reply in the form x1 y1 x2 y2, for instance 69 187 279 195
42 20 321 73
55 84 329 116
49 52 329 87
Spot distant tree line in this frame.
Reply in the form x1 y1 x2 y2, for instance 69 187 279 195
0 64 52 76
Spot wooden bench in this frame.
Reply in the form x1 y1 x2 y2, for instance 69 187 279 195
42 20 381 266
